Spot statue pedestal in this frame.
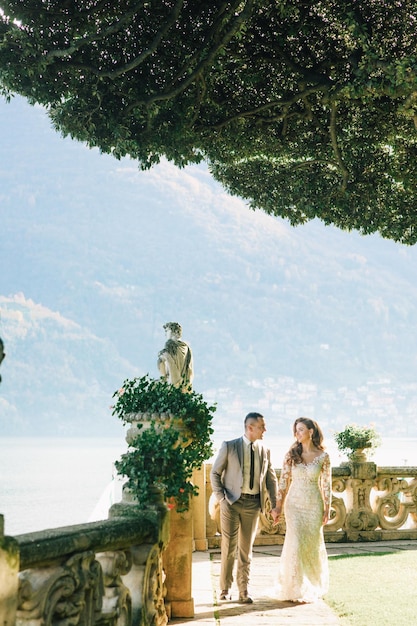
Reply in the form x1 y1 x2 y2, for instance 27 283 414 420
163 502 194 618
0 516 19 626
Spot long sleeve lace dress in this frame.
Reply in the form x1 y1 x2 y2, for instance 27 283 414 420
276 450 332 602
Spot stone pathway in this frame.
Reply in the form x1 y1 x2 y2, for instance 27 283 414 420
170 540 417 625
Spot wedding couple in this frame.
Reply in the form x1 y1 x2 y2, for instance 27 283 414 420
210 412 331 604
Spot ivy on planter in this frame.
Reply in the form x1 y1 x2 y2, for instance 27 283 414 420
334 423 381 460
112 375 216 511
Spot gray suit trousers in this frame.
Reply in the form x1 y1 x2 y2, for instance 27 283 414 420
219 495 260 593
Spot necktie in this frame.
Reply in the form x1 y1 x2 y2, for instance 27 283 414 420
249 442 255 490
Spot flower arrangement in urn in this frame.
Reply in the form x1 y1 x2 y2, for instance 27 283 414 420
112 374 216 511
334 423 381 461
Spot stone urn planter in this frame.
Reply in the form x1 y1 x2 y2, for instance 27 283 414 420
124 412 192 448
334 424 381 463
112 375 216 511
349 448 368 463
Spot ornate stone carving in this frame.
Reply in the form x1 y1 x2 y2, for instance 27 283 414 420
16 543 168 626
406 477 417 525
121 545 167 626
124 413 191 449
17 551 103 626
324 478 347 533
143 546 167 626
372 475 417 530
344 478 379 534
95 550 132 626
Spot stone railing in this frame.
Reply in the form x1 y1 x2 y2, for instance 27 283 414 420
0 501 170 626
199 461 417 547
2 460 416 626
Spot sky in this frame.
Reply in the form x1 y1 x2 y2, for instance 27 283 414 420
2 95 417 439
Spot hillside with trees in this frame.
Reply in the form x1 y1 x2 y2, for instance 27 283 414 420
1 97 417 437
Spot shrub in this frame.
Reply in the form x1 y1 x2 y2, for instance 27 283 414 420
112 375 216 511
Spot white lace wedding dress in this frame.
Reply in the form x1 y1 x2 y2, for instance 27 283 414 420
276 451 331 602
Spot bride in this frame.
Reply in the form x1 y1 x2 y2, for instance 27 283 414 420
274 417 331 603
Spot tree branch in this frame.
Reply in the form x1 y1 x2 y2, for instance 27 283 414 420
329 101 349 191
45 1 148 61
289 158 343 172
168 0 245 86
125 0 254 112
206 84 328 130
90 0 184 78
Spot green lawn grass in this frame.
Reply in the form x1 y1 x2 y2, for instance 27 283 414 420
325 550 417 625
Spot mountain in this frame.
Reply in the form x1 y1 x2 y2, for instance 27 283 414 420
1 96 417 437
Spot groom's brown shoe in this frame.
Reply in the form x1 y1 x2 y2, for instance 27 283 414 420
219 590 229 601
238 591 253 604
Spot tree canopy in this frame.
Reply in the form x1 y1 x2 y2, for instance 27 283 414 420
1 1 417 243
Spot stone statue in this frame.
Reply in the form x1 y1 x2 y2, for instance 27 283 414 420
157 322 194 389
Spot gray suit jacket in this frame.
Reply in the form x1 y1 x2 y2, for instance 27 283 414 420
210 436 278 514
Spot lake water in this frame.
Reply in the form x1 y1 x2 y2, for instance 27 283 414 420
0 435 416 536
0 437 126 535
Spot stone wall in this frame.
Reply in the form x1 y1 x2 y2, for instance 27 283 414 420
1 460 416 626
199 462 417 548
0 502 170 626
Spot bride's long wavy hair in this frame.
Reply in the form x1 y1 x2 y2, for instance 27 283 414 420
289 417 325 465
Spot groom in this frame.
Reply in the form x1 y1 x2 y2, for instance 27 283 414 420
210 412 279 604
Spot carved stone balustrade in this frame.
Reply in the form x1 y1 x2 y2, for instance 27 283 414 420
0 503 170 626
201 462 417 547
372 467 417 532
2 461 417 626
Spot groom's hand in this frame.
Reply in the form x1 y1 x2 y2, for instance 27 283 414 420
270 507 280 526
